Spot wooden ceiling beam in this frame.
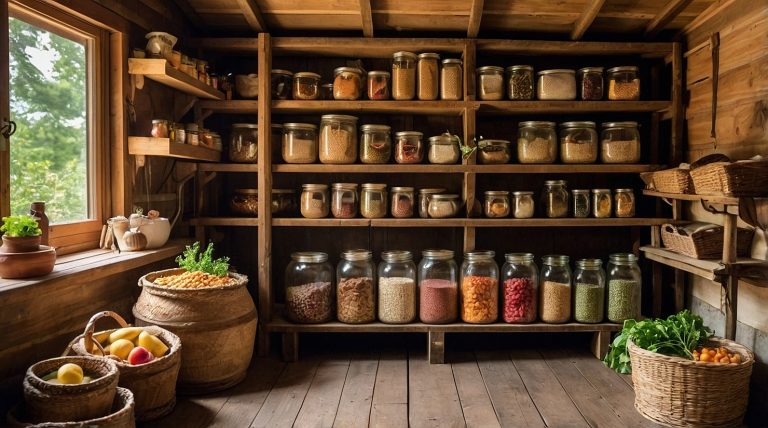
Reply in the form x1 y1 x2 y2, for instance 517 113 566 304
570 0 605 40
170 0 205 31
236 0 267 33
467 0 485 38
645 0 694 39
359 0 374 37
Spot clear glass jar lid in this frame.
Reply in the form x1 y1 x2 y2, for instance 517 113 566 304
333 67 362 76
291 251 328 263
505 252 534 263
360 124 391 132
576 258 602 268
294 72 321 79
342 249 372 261
484 191 509 196
283 122 317 131
418 53 440 59
422 249 454 259
367 71 390 77
272 69 293 76
615 188 634 193
512 191 534 196
233 188 258 195
519 121 556 128
609 253 637 264
391 186 414 192
478 139 510 148
420 188 446 194
506 65 533 72
477 66 504 74
442 58 462 65
232 123 258 129
465 250 495 261
361 183 387 190
331 183 358 190
321 114 359 123
393 51 417 60
544 180 567 186
602 121 638 129
572 189 590 194
302 183 328 191
561 121 596 129
578 67 604 74
428 133 460 145
382 250 413 262
592 188 611 193
395 131 423 138
542 254 570 266
431 194 459 200
537 69 575 75
607 66 638 73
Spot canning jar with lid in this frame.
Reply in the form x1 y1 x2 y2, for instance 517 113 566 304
151 119 169 138
460 251 499 324
419 188 446 219
391 187 415 218
537 69 576 100
272 189 297 217
428 194 461 218
230 188 258 216
300 184 329 219
507 65 534 100
394 131 424 164
271 69 293 100
320 83 334 100
542 180 569 218
367 71 390 100
441 59 463 100
418 249 458 323
540 255 572 323
477 66 504 100
476 139 511 165
360 183 387 219
484 191 510 218
282 123 318 164
512 191 535 218
333 67 363 100
417 53 440 100
378 250 417 324
502 253 538 323
331 183 358 219
285 252 334 323
392 51 417 100
573 259 605 323
518 121 557 164
293 72 321 100
578 67 604 100
428 132 461 164
560 121 598 164
601 122 640 163
320 114 358 164
592 189 612 218
200 128 214 148
186 123 199 145
606 253 641 323
614 189 635 217
229 123 259 163
337 250 376 324
572 189 590 218
607 66 640 100
360 124 392 164
170 122 185 144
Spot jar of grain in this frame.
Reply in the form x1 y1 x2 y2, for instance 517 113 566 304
477 66 504 100
427 132 461 164
320 83 334 100
607 66 640 100
502 253 538 323
285 252 334 323
614 189 635 218
151 119 169 138
360 124 392 164
360 183 387 219
272 189 297 217
601 122 640 163
419 188 446 218
518 121 557 164
560 121 597 164
477 139 512 164
391 187 415 218
331 183 358 219
537 69 576 100
592 189 612 218
484 191 510 218
540 255 572 323
506 65 534 100
300 184 329 219
367 71 390 100
320 114 358 164
392 51 417 100
337 249 376 324
185 123 199 145
418 249 458 324
282 123 318 164
512 191 535 218
578 67 604 101
333 67 363 100
460 251 499 324
606 253 641 323
573 259 605 323
542 180 569 218
427 194 461 218
378 250 417 324
572 189 590 218
229 123 259 163
417 53 440 101
230 188 258 216
271 69 293 100
394 131 424 164
292 72 321 100
440 59 463 100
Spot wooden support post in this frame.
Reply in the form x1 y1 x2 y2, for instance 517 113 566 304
723 213 738 339
674 270 686 313
358 0 373 37
591 331 611 359
428 331 445 364
570 0 605 40
645 0 694 39
652 263 663 317
281 332 299 362
467 0 484 38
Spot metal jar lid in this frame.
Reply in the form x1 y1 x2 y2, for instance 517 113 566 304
602 121 638 128
360 124 391 133
367 70 391 78
331 183 358 190
428 133 460 145
395 131 423 138
478 139 510 148
465 250 495 261
361 183 387 190
576 258 603 268
419 188 446 194
302 183 328 191
505 252 535 263
512 191 533 196
291 251 328 263
271 69 293 76
422 249 454 259
294 72 321 79
607 66 638 73
442 58 462 65
542 254 570 266
561 121 595 129
544 180 567 186
341 249 373 261
578 67 604 74
592 188 611 194
431 194 459 200
272 189 295 194
609 253 637 264
382 250 413 262
615 188 634 193
393 51 417 60
506 65 533 72
321 114 358 123
418 53 440 60
537 69 575 75
391 186 415 192
334 67 363 76
232 123 258 129
484 190 509 196
477 66 504 74
572 189 590 194
152 119 169 124
283 122 317 131
519 121 556 128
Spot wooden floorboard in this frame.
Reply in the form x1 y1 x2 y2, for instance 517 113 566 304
408 351 465 428
369 350 408 428
249 358 319 428
475 351 545 427
451 352 501 428
333 353 379 428
294 358 350 428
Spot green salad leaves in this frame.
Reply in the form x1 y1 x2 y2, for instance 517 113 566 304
176 242 230 277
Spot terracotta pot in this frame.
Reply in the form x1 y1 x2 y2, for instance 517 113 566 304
1 235 41 253
0 246 56 279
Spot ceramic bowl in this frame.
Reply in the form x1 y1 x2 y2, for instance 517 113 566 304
0 245 56 279
131 217 171 249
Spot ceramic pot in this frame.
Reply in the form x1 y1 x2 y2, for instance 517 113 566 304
0 245 56 279
1 235 41 253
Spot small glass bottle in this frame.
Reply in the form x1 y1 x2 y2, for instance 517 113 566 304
501 253 538 323
285 252 334 323
440 59 463 100
477 66 505 100
517 121 557 164
151 119 169 138
512 191 535 219
607 66 640 100
460 251 499 324
337 250 376 324
572 189 591 218
418 188 446 219
614 189 636 218
367 71 391 100
331 183 358 219
573 259 605 323
419 249 458 324
540 255 572 323
360 183 388 219
542 180 569 218
271 69 293 100
417 53 440 101
592 189 612 218
320 83 334 100
577 67 604 101
394 131 424 164
360 124 392 164
392 51 417 100
506 65 534 100
300 184 329 219
378 250 417 324
484 191 510 218
390 187 415 218
606 253 642 323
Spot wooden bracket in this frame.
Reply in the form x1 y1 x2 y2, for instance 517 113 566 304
428 331 445 364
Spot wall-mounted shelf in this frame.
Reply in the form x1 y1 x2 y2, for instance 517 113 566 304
271 217 673 228
272 164 466 173
470 164 660 173
128 58 224 100
474 100 671 114
272 100 465 115
128 137 222 162
642 190 739 205
188 217 258 227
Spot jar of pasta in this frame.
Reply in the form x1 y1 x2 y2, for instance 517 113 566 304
560 121 597 164
360 124 391 164
293 72 321 100
367 71 390 100
537 69 576 100
518 121 557 164
460 251 499 324
417 53 440 100
607 66 640 100
542 180 568 218
427 132 460 164
506 65 534 100
477 139 512 164
592 189 612 218
614 189 635 217
440 59 463 100
360 183 388 219
419 188 446 218
572 189 590 218
477 66 504 100
390 187 415 218
484 191 510 218
601 122 640 163
333 67 363 100
512 191 535 218
331 183 358 219
394 131 424 164
319 114 358 164
300 184 329 219
392 51 417 100
282 123 318 164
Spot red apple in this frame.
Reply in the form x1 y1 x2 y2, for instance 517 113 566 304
127 346 155 365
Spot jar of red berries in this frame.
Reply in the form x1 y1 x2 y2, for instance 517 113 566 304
501 253 538 323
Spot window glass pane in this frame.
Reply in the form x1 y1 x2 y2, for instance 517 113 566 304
8 16 89 223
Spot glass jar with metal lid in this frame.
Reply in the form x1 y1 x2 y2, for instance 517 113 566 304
607 66 640 100
477 139 512 164
518 121 557 164
578 67 604 101
360 124 392 164
542 180 569 218
506 65 534 100
333 67 363 100
360 183 388 219
300 184 329 219
573 259 605 323
512 191 535 218
319 114 358 164
501 253 538 323
337 249 376 324
539 255 572 323
614 189 635 218
477 66 504 100
592 189 612 218
285 252 334 323
392 51 417 100
440 59 463 100
230 188 258 216
292 72 321 100
460 251 499 324
601 122 640 163
560 121 598 164
419 188 446 219
394 131 424 164
282 123 318 164
367 71 390 100
378 250 417 324
331 183 358 219
170 122 185 144
272 189 297 217
151 119 169 138
428 194 461 218
185 123 199 145
418 249 458 323
484 191 510 218
427 132 461 164
271 69 293 100
572 189 590 218
537 69 576 100
320 83 334 100
229 123 259 163
391 187 415 218
606 253 641 323
417 53 440 100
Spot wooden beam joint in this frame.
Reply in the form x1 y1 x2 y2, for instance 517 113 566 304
236 0 267 33
571 0 606 40
359 0 374 37
467 0 485 38
645 0 694 39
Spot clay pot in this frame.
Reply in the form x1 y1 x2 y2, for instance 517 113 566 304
0 246 56 279
1 235 41 253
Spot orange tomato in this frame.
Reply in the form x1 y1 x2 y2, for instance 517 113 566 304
699 352 712 362
700 347 710 355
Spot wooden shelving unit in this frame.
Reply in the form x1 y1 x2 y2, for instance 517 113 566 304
128 58 224 100
188 217 258 227
474 100 671 114
272 218 673 228
128 137 222 162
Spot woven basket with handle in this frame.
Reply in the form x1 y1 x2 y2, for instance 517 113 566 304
7 386 135 428
690 159 768 196
661 223 755 259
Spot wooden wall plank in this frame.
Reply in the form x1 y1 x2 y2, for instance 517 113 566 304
467 0 485 38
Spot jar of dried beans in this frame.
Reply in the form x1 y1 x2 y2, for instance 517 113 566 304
427 132 460 164
607 66 640 100
614 189 635 218
537 69 576 100
418 249 458 324
272 189 297 217
300 184 329 219
271 69 293 100
573 259 605 323
572 189 590 218
560 121 597 164
319 114 358 164
578 67 604 101
392 51 417 100
601 122 640 163
418 188 446 218
229 123 259 163
440 59 463 100
417 53 440 100
477 66 504 100
230 188 258 216
502 253 538 323
285 252 334 323
331 183 359 219
378 250 417 324
360 183 387 219
427 194 460 218
394 131 424 164
460 251 499 324
518 121 557 164
477 139 512 164
512 191 535 218
592 189 612 218
360 124 392 164
292 72 321 100
282 122 318 164
484 191 510 218
151 119 169 138
367 71 390 100
540 255 572 323
506 65 534 100
337 249 376 324
390 187 415 218
542 180 569 218
332 67 363 100
606 253 641 323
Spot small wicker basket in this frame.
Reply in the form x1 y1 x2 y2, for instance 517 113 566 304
649 168 694 194
661 223 755 259
7 386 135 428
690 159 768 196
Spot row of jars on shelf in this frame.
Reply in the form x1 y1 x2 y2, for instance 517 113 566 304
151 120 224 151
487 184 635 219
285 250 641 325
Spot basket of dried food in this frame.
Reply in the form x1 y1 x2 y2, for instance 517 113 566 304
661 222 755 259
690 157 768 196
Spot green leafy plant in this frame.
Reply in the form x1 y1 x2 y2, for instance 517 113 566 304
0 214 42 237
604 310 712 374
176 242 230 277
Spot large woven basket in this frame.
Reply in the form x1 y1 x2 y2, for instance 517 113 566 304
690 159 768 196
661 223 755 259
7 386 135 428
649 168 694 194
629 337 754 428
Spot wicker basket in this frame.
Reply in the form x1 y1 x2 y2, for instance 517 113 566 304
7 387 135 428
629 337 754 428
661 223 755 259
690 159 768 196
650 168 694 194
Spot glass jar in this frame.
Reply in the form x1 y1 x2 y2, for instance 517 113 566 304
293 72 321 100
501 253 538 323
151 119 169 138
394 131 424 164
537 69 576 100
331 183 358 219
607 66 640 100
518 121 557 164
512 191 535 218
285 252 334 323
360 183 387 219
606 253 641 323
440 59 463 101
220 72 233 100
391 187 415 218
333 67 363 100
337 250 376 324
418 249 458 324
230 188 258 216
211 132 223 151
359 124 391 164
367 71 390 100
378 250 417 324
320 83 334 100
572 189 590 218
477 139 512 165
282 123 318 164
601 122 641 164
320 114 358 164
540 255 572 323
185 123 199 146
477 66 504 100
272 189 297 217
200 128 213 148
484 191 510 218
417 53 440 101
542 180 569 218
506 65 534 100
460 251 499 324
170 122 185 144
300 184 329 219
427 194 460 218
573 259 605 323
271 69 293 100
419 188 446 219
229 123 259 163
392 51 417 100
427 132 461 164
614 189 635 218
592 189 612 218
560 121 598 164
578 67 604 101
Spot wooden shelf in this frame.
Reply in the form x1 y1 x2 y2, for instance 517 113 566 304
128 58 224 100
272 217 673 228
198 100 258 114
474 100 671 114
273 164 465 173
273 164 658 174
641 246 768 287
188 217 258 226
470 164 659 173
272 37 466 57
643 190 740 205
272 100 465 115
371 219 467 227
197 163 259 172
272 218 371 227
128 137 222 162
476 40 673 57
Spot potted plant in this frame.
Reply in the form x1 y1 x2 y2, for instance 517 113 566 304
1 214 43 253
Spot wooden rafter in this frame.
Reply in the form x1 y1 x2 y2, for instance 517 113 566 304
570 0 605 40
467 0 485 38
171 0 205 30
645 0 694 38
359 0 374 37
236 0 267 33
